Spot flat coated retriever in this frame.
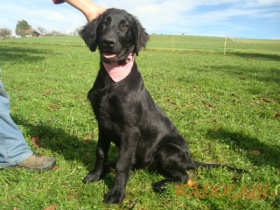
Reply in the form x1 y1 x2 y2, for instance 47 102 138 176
80 8 243 204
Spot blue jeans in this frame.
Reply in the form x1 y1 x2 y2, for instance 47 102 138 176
0 80 33 168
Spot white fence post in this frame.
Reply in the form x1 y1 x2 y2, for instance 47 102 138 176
224 35 228 55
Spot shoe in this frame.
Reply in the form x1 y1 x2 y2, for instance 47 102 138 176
13 154 56 171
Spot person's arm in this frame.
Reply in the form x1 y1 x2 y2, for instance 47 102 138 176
52 0 105 21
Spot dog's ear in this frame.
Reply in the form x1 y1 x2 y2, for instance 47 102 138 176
133 18 149 55
79 17 102 52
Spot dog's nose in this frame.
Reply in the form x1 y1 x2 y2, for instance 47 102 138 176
102 38 116 48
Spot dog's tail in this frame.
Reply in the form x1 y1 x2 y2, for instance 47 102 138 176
187 159 247 173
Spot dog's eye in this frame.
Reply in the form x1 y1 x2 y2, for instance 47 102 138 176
120 22 129 31
103 18 110 26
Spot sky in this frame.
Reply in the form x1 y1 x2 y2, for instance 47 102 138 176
0 0 279 39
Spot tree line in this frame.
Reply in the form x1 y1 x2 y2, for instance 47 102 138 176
0 20 81 39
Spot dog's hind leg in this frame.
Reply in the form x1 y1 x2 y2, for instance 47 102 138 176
152 146 189 193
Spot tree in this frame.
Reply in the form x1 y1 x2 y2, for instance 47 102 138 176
16 20 31 37
0 27 12 39
69 26 82 36
37 26 46 36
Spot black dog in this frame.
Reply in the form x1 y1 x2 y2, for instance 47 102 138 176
80 8 242 204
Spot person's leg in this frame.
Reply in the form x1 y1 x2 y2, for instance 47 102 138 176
0 80 55 170
0 80 33 168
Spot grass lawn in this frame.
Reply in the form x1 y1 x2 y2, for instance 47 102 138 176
0 36 279 209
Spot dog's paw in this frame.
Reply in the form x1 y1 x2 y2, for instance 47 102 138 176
103 188 125 204
82 173 101 183
153 181 167 193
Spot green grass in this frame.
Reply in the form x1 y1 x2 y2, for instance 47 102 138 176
0 36 279 209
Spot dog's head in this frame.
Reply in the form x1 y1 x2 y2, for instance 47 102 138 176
80 8 149 64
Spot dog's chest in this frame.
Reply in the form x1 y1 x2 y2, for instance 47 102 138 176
90 86 126 132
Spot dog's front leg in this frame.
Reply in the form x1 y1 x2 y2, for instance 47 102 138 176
83 130 110 183
104 128 140 204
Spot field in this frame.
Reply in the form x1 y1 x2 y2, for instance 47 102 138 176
2 34 280 52
0 36 279 209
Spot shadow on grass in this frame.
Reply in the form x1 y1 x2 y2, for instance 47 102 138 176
220 65 279 86
228 51 280 62
206 127 280 168
11 115 129 191
11 115 119 173
11 114 158 190
0 45 49 64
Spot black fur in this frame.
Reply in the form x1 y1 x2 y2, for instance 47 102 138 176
80 8 243 204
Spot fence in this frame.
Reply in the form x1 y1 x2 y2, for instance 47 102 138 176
1 35 280 54
147 35 280 54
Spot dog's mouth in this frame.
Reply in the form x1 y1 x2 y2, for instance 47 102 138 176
102 52 134 65
101 52 122 64
103 53 117 59
101 46 135 64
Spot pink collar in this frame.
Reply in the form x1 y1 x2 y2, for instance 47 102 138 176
102 54 134 82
